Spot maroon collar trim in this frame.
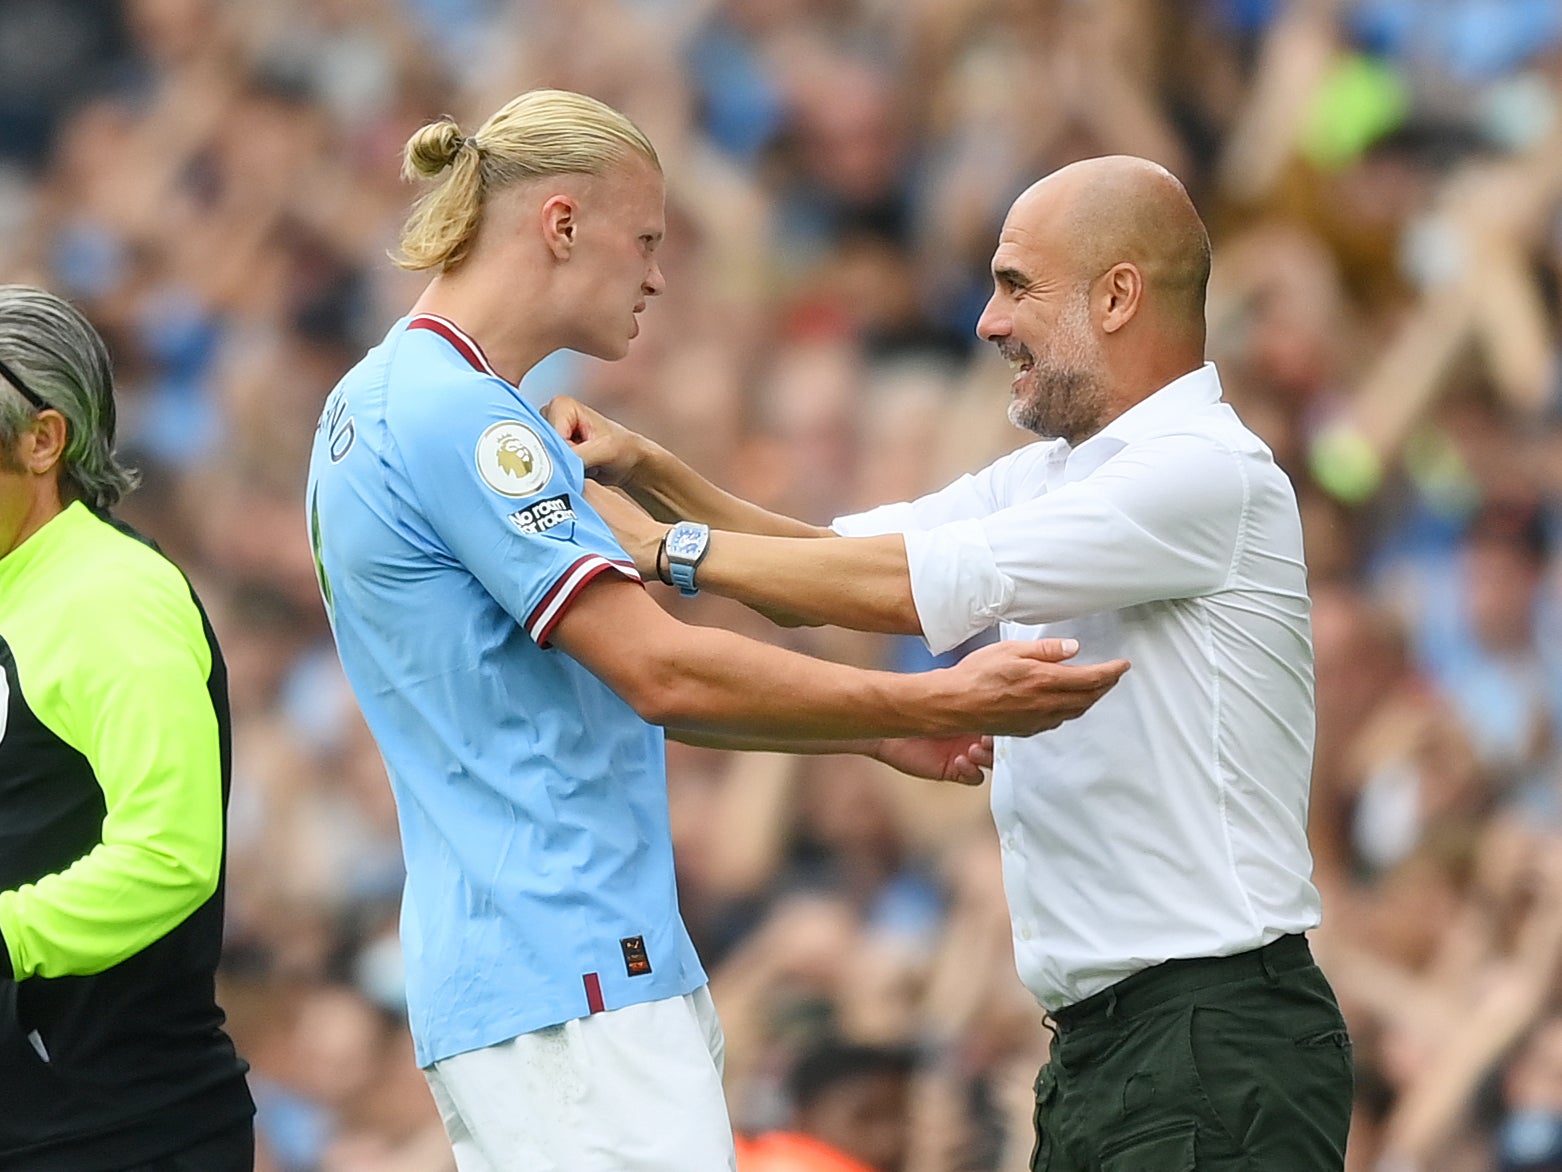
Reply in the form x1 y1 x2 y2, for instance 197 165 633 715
407 314 502 379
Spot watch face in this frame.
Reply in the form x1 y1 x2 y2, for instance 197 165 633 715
667 525 708 559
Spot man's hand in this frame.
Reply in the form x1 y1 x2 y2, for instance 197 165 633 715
582 481 667 579
543 395 648 487
876 734 995 785
943 638 1129 737
548 395 832 539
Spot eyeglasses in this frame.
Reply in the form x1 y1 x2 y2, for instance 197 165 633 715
0 354 47 412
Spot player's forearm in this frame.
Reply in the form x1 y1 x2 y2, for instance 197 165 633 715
632 443 831 537
634 627 967 740
667 727 880 756
556 578 1122 742
695 531 924 635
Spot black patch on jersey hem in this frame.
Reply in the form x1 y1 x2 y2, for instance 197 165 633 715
621 935 651 977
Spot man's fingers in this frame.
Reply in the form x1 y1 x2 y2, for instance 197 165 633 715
540 395 583 435
949 755 984 785
570 436 615 467
1005 641 1130 689
1049 658 1131 692
1061 675 1125 718
1093 659 1131 685
543 396 614 457
1018 637 1081 662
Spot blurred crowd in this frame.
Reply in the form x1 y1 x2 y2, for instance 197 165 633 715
4 0 1562 1169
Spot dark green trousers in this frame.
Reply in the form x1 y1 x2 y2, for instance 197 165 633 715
1030 935 1353 1171
122 1120 254 1172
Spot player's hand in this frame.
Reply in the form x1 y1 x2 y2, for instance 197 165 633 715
582 481 666 578
875 733 995 785
948 638 1129 737
543 395 648 487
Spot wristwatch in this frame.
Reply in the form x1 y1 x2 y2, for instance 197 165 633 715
663 521 711 596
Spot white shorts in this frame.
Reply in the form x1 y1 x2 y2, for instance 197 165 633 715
424 986 737 1172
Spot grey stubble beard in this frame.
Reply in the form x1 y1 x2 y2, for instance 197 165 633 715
1005 295 1110 446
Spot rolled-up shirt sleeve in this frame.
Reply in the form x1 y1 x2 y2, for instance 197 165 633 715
903 434 1249 654
831 499 920 537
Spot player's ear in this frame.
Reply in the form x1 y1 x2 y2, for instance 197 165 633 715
541 195 577 261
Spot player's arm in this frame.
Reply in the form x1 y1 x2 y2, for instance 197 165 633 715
665 727 997 786
544 395 830 537
589 481 924 634
592 434 1249 654
549 397 1030 630
394 391 1127 738
0 583 223 981
550 576 1126 741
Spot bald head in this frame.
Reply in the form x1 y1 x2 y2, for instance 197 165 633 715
977 157 1211 441
1010 156 1210 331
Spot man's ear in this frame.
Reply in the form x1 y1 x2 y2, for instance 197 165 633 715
1099 263 1143 335
20 410 67 476
542 194 578 261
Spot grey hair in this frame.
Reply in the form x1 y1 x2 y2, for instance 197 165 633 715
0 285 137 509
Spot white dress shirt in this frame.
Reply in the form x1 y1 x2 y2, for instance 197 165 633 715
834 363 1321 1010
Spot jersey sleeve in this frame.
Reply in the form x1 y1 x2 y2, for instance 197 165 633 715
390 378 641 647
0 574 223 981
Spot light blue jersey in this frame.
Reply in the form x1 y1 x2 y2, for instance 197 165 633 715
306 314 705 1068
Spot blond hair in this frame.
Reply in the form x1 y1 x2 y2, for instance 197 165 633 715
395 89 661 272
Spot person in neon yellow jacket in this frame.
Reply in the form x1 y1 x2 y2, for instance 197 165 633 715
0 286 254 1172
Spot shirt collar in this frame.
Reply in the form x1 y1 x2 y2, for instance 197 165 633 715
1052 361 1223 486
0 499 85 580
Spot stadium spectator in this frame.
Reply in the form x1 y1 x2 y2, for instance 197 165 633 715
737 1039 917 1172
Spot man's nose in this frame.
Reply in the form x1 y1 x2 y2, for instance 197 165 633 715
644 262 666 298
975 296 1007 342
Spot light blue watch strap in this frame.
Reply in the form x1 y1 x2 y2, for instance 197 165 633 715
669 556 698 596
665 521 710 597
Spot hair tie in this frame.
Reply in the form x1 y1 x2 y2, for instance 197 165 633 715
463 136 480 154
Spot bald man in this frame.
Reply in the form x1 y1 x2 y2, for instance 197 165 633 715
548 156 1353 1169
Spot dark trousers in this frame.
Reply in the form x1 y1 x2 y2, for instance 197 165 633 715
121 1118 254 1172
1030 935 1353 1171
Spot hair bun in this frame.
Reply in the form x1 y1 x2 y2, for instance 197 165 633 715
403 119 466 179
